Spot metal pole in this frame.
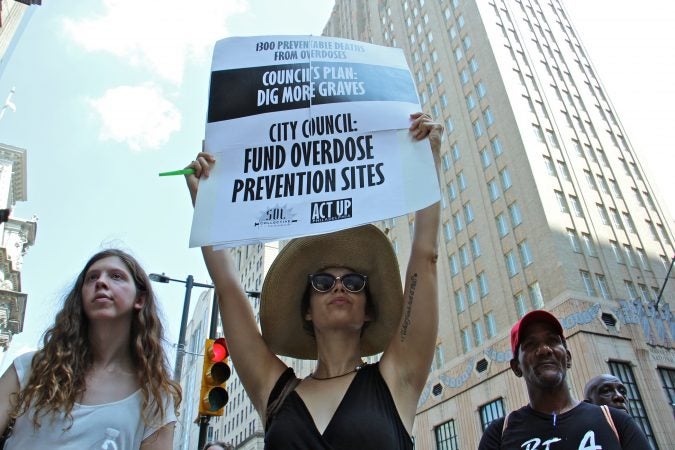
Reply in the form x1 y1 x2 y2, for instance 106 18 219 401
655 255 675 309
173 275 194 382
197 415 210 450
209 293 219 339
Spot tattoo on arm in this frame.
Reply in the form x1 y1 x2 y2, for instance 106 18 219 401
399 273 417 342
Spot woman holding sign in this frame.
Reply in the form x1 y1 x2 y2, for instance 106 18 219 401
186 112 442 449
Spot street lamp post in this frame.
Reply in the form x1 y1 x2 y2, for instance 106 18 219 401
148 272 214 382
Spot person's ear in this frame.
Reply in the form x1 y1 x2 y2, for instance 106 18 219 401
134 294 146 311
510 359 522 377
565 349 572 368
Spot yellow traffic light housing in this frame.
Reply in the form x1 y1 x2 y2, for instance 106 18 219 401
198 337 230 416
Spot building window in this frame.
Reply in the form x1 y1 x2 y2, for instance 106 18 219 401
529 282 544 309
461 328 472 353
508 202 522 226
466 281 477 305
584 170 597 190
544 156 556 176
567 229 581 253
500 168 512 190
459 245 470 267
478 271 489 297
473 119 483 138
555 191 568 213
434 419 459 450
466 93 476 110
488 179 501 202
485 312 496 338
496 213 509 237
443 222 453 241
624 280 637 299
518 240 533 266
473 320 484 345
597 204 610 225
596 274 610 299
484 108 495 126
658 367 675 421
477 81 487 98
479 398 505 431
570 196 584 217
580 270 596 296
464 203 474 224
610 208 624 230
491 137 503 156
451 143 460 161
636 248 650 270
480 147 492 168
453 212 464 233
505 251 519 277
610 240 623 264
470 235 481 258
457 171 467 191
469 56 479 73
623 245 636 267
442 153 451 171
447 181 457 201
455 289 466 313
460 68 469 85
581 233 596 256
449 253 459 276
608 361 658 449
514 292 527 317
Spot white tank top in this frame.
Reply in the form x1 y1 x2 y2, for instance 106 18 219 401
4 351 176 450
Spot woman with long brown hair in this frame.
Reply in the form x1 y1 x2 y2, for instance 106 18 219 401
0 249 181 449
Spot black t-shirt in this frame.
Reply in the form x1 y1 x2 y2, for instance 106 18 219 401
478 401 650 450
264 363 413 450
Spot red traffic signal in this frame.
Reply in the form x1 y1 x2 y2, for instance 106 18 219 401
198 338 230 416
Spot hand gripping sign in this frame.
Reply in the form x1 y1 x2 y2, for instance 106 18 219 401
190 35 440 247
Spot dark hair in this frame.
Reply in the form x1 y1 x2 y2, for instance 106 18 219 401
202 441 233 450
300 273 377 337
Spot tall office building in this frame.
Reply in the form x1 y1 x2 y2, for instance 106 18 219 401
323 0 674 448
0 0 41 79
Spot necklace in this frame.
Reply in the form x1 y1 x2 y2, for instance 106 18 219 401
309 361 367 381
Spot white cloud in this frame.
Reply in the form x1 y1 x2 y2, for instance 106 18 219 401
63 0 249 84
88 84 181 151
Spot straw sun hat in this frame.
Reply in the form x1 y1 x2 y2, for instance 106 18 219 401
260 224 403 359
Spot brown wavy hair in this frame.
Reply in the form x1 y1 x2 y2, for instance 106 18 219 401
10 249 181 429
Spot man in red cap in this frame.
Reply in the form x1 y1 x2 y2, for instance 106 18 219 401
479 310 649 449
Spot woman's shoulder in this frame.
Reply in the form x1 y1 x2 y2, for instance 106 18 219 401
12 351 37 386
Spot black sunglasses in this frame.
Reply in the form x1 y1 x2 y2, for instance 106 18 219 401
308 273 368 293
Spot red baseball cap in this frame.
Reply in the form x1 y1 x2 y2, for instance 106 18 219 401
510 310 564 355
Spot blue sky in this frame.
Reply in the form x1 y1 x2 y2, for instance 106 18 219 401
0 0 672 372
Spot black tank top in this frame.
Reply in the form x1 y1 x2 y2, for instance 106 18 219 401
265 362 413 450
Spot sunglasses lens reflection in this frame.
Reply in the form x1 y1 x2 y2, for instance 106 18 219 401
310 273 366 293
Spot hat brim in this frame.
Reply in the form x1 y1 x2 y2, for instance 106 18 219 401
260 224 402 359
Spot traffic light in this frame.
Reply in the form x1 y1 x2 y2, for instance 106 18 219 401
198 337 230 416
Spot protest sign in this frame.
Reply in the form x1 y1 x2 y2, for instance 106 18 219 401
190 35 440 247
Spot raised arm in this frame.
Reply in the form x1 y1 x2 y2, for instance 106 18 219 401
186 152 286 418
380 113 442 427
